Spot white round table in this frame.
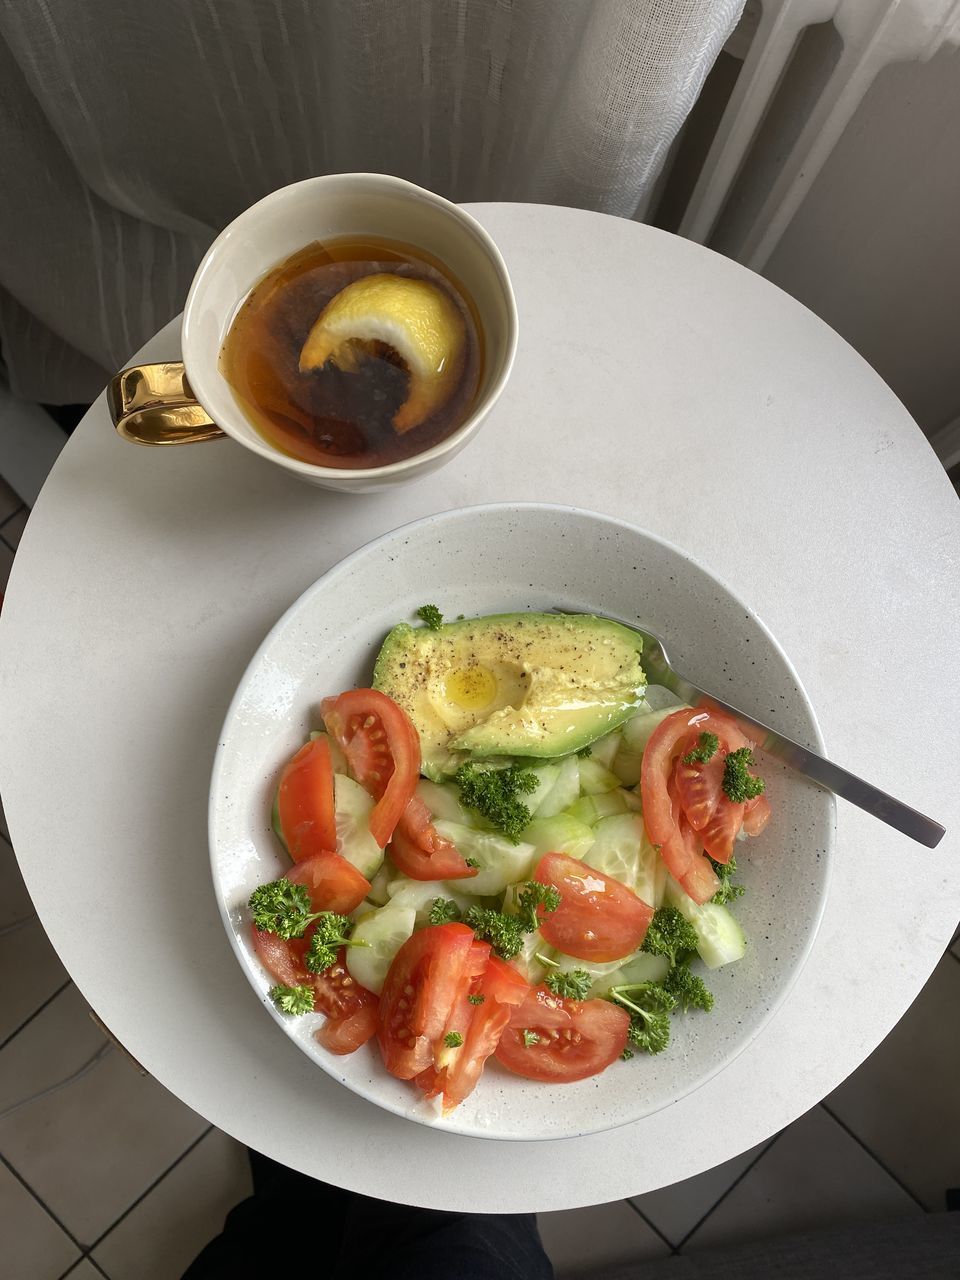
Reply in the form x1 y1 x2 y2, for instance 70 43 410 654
1 204 957 1213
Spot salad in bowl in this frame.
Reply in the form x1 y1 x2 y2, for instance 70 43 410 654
245 606 771 1113
209 502 831 1141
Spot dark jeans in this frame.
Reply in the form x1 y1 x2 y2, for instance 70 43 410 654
183 1149 555 1280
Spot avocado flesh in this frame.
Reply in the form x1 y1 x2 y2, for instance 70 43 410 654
372 612 645 778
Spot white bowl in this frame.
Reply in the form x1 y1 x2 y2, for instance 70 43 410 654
209 504 833 1140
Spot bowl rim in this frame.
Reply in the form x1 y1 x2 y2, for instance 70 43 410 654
181 172 519 482
208 501 835 1140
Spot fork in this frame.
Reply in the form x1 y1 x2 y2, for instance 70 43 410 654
552 609 945 849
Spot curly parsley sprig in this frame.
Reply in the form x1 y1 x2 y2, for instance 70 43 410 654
535 951 592 1000
270 984 315 1016
454 763 538 842
249 880 318 940
722 747 765 803
682 732 719 765
607 982 676 1055
416 604 444 630
464 881 561 959
303 912 369 974
709 855 746 905
248 881 368 973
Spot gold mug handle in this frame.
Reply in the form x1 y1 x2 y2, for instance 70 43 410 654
107 362 226 445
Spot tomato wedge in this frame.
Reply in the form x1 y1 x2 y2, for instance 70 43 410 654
418 953 529 1110
285 849 370 914
252 928 377 1054
277 736 337 862
378 923 476 1079
534 852 653 962
743 794 772 837
698 796 744 864
313 950 379 1055
321 689 420 847
388 795 478 881
679 850 722 903
251 924 312 990
641 708 751 884
495 986 630 1083
673 740 725 833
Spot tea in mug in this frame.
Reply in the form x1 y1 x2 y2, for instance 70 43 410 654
220 237 483 469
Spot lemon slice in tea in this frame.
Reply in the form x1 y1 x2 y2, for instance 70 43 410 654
299 273 467 433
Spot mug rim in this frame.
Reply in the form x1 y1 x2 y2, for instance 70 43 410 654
181 173 518 481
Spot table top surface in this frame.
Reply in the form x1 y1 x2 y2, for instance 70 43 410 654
1 203 958 1213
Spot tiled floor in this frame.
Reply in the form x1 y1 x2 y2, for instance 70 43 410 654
2 463 960 1278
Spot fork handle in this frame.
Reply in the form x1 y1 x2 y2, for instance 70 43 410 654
664 674 945 849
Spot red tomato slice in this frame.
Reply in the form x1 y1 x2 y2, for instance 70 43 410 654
641 708 751 881
417 941 490 1096
251 924 312 990
677 810 701 861
482 955 531 1007
673 739 725 832
679 851 722 904
743 794 772 837
321 689 421 847
378 923 476 1079
285 849 370 914
252 929 377 1054
387 796 478 881
277 737 337 862
534 852 654 962
699 795 745 864
318 1005 379 1054
419 953 529 1110
495 986 630 1083
313 950 379 1055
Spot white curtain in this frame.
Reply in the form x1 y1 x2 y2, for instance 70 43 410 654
0 0 743 403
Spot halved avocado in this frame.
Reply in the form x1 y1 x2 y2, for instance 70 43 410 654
372 612 645 778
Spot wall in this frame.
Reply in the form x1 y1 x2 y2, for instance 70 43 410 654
692 40 960 444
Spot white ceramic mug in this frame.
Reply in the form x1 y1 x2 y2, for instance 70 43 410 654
107 174 518 494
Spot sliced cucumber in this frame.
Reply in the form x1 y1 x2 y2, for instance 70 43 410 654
586 731 622 770
666 878 746 968
611 746 643 787
632 829 663 906
345 905 416 994
334 774 384 879
580 815 663 908
567 790 630 825
536 755 580 818
386 875 473 926
620 787 643 812
546 951 624 985
522 813 595 860
416 778 473 826
620 704 689 754
432 821 537 896
511 928 549 985
271 792 286 850
366 861 397 906
524 762 561 815
577 757 622 795
590 950 671 996
614 703 691 785
582 814 644 889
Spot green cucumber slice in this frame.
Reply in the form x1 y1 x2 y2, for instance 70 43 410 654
433 821 537 896
345 905 416 994
334 774 384 879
